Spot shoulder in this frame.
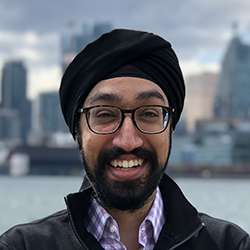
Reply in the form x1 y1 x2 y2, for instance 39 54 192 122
0 210 69 249
199 213 250 249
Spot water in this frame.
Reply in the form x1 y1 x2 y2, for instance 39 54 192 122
0 176 250 234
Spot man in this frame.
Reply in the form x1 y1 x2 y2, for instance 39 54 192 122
0 29 249 250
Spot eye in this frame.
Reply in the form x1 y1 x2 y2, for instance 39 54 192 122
143 110 159 117
95 110 116 118
90 107 120 124
137 107 161 121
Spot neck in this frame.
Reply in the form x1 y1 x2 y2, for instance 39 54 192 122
106 190 157 249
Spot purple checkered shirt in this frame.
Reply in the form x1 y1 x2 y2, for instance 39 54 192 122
85 187 165 250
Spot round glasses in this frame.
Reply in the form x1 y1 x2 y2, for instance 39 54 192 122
78 105 174 135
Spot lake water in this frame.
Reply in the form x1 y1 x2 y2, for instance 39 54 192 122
0 176 250 234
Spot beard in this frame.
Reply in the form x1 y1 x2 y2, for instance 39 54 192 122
81 146 170 211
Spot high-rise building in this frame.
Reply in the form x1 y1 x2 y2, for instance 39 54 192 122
61 22 112 72
1 61 27 109
1 60 31 142
184 72 218 131
0 109 20 143
34 91 67 135
214 35 250 119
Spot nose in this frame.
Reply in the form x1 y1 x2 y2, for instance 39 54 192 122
112 116 143 152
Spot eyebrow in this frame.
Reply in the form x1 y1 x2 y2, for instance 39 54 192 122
87 90 166 105
87 93 122 105
135 91 165 102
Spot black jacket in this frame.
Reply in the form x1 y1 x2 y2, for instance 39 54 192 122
1 174 250 250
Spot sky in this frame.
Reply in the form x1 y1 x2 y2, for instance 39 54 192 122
0 0 250 99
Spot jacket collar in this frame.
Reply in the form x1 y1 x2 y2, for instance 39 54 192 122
65 174 203 248
155 174 203 249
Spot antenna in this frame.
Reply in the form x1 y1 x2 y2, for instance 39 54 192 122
232 21 239 37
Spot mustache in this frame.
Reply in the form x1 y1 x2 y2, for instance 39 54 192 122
97 147 157 168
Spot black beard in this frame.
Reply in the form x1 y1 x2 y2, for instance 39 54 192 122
81 146 169 211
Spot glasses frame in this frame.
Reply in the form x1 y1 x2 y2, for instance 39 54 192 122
78 105 175 135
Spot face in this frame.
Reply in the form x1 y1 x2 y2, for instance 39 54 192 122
79 77 172 211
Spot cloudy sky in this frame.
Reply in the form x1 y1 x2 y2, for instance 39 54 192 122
0 0 250 99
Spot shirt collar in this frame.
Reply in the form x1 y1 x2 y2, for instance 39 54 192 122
143 186 165 241
86 187 165 243
86 197 111 241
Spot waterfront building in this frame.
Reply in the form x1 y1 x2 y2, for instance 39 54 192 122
194 134 233 167
33 91 67 137
7 145 82 175
1 61 31 143
174 116 188 136
169 135 196 166
194 119 233 166
232 121 250 165
170 131 233 168
0 109 20 144
184 72 218 131
214 34 250 120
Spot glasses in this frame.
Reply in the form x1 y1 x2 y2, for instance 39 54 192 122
78 105 174 135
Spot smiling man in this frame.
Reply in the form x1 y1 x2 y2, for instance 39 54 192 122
0 29 250 250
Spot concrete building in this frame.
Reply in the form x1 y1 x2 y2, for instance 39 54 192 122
0 109 20 144
170 119 234 168
231 122 250 165
1 61 31 142
194 134 233 167
184 72 218 131
7 145 82 175
169 135 196 166
33 91 67 136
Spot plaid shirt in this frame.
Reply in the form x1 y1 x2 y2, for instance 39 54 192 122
85 187 165 250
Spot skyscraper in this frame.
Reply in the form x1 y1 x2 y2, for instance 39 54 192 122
1 61 27 109
214 35 250 120
61 22 112 72
34 91 67 135
1 60 31 142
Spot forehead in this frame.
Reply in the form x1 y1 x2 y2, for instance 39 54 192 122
84 77 169 106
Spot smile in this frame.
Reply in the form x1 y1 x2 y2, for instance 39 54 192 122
110 159 144 168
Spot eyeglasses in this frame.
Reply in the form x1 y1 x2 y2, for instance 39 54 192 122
78 105 174 135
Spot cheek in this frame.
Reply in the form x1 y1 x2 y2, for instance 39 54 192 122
81 130 111 169
151 132 170 165
81 134 98 169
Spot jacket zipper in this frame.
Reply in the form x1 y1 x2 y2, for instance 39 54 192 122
169 222 205 250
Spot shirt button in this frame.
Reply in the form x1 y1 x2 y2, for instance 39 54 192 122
110 225 116 233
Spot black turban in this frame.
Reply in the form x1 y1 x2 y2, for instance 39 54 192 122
59 28 185 139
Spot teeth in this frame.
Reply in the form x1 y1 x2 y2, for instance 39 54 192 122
128 160 134 168
123 161 128 168
110 159 143 168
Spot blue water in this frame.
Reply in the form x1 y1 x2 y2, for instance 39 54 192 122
0 176 250 234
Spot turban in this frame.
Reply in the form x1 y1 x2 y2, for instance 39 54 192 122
59 29 185 139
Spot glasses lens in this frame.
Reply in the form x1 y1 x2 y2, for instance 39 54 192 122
135 106 169 133
88 106 121 134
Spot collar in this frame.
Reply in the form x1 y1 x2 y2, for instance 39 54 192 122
85 187 165 243
142 186 165 241
65 174 202 249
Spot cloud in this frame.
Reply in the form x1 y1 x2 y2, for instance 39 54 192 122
180 60 220 78
0 30 59 99
28 65 61 99
0 0 250 97
0 31 59 72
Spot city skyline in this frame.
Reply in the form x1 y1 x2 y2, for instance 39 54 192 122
0 23 250 172
1 1 250 98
